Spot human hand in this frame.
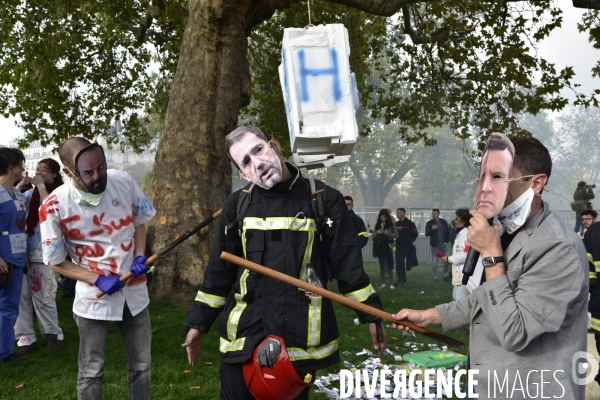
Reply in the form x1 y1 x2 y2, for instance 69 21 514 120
0 257 8 274
21 171 32 185
467 210 502 257
392 308 440 332
32 174 44 187
94 275 125 295
432 224 438 230
130 255 149 277
368 322 387 357
434 249 446 258
182 328 203 366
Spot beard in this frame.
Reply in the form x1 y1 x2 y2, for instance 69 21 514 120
83 174 108 194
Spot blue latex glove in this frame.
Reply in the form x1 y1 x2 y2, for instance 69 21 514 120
130 255 149 277
95 275 125 295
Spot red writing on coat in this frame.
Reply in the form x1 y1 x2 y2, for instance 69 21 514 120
61 215 86 240
75 243 105 263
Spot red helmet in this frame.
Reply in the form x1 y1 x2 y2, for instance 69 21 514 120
243 335 316 400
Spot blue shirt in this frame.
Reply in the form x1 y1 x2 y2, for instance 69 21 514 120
0 184 27 267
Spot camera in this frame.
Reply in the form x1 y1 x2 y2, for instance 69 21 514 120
587 184 596 189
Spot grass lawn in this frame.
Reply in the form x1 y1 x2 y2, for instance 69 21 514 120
0 262 469 399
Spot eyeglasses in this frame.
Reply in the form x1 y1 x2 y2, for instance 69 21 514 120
35 167 51 173
582 218 594 221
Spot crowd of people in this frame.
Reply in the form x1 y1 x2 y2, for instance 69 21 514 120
0 129 597 400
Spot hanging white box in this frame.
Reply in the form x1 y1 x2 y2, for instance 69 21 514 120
279 24 359 169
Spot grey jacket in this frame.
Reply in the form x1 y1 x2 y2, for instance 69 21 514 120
437 203 588 400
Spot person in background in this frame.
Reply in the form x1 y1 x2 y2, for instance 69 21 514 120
394 208 418 286
425 209 450 281
373 209 398 289
439 208 473 302
573 181 595 233
0 148 27 362
14 159 65 354
579 209 597 239
344 196 369 248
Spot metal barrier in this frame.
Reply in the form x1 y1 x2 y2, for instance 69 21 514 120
358 208 580 263
361 234 434 264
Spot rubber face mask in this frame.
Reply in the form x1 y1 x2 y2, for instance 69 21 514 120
498 187 535 234
71 180 106 206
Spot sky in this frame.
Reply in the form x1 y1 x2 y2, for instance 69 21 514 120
1 3 599 147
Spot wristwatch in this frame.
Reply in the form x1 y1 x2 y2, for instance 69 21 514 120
482 256 504 267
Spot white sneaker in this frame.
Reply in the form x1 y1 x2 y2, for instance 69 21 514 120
380 284 386 288
390 285 395 290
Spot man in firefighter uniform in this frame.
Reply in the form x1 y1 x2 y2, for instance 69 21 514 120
585 220 600 385
182 126 386 400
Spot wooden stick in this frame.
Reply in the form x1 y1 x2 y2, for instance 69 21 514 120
220 251 464 349
95 209 222 298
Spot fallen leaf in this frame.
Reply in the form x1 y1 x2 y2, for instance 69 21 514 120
204 362 213 365
183 370 191 373
169 383 174 388
190 386 201 390
15 383 24 389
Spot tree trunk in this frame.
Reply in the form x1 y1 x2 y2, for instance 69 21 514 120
146 0 253 301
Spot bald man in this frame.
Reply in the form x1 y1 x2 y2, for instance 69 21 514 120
40 138 156 399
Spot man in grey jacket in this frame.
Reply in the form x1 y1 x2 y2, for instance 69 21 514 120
394 137 588 399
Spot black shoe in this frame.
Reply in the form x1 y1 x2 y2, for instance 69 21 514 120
2 353 24 362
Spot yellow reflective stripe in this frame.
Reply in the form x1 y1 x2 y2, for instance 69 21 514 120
591 272 597 280
299 230 315 284
344 284 375 303
195 291 227 308
594 261 600 266
288 339 338 361
227 268 249 341
220 336 246 353
307 296 322 348
243 217 317 232
358 231 369 237
592 318 600 331
588 253 594 263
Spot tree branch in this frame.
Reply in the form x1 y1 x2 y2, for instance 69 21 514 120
572 0 600 10
382 152 415 195
130 5 163 43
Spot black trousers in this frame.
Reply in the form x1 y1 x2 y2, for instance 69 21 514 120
219 361 311 400
395 245 411 284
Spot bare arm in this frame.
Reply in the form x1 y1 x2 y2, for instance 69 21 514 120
50 258 99 284
133 224 147 258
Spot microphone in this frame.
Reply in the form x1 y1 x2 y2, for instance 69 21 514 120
461 217 494 286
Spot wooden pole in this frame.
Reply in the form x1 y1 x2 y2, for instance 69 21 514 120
220 251 464 349
95 209 222 298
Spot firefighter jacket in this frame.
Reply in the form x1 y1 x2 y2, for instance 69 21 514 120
584 222 600 330
183 164 383 372
349 210 369 248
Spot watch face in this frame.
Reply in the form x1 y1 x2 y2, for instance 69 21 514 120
483 257 494 267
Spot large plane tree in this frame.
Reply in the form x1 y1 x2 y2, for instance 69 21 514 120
1 0 599 298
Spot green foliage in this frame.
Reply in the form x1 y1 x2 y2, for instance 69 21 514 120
578 10 600 95
0 0 186 151
244 0 593 155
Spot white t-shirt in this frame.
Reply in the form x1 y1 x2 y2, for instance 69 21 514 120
448 227 483 292
40 169 156 320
